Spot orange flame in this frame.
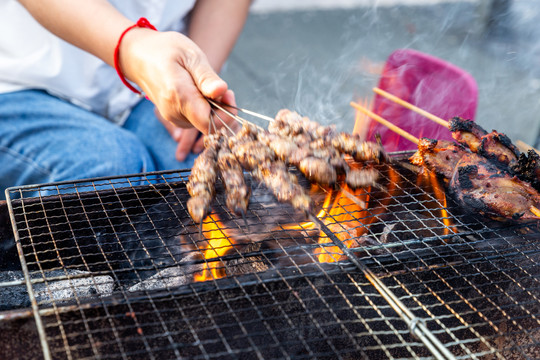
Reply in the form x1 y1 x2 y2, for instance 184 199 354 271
352 97 374 141
416 170 457 236
193 214 234 282
427 171 457 236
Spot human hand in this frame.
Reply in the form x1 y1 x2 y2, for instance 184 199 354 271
155 90 239 162
119 28 239 134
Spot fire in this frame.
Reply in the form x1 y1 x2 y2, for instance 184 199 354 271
313 183 370 262
193 214 234 282
352 97 373 141
418 170 457 236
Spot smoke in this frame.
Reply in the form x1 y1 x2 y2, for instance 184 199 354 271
224 1 540 147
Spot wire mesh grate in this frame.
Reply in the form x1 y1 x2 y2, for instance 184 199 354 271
4 160 540 359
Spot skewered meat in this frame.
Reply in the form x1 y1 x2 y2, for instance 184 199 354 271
411 137 540 221
229 136 275 171
448 117 487 152
217 141 250 216
186 133 220 223
409 138 469 179
449 152 540 221
345 168 380 189
188 108 383 222
257 132 308 165
271 109 387 164
230 122 314 213
254 161 313 213
330 132 387 163
299 157 337 185
449 117 520 171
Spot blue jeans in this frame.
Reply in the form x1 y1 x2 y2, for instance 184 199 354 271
0 90 197 199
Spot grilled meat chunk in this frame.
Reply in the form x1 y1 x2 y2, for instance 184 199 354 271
449 117 520 171
330 133 387 163
299 157 337 185
345 168 380 189
229 136 275 171
411 137 540 221
449 117 487 152
449 153 540 221
254 161 313 213
409 138 469 179
217 143 250 216
186 134 220 222
187 195 212 224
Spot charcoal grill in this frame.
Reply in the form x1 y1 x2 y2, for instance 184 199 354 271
2 155 539 359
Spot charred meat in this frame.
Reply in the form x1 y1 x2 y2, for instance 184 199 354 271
449 152 540 221
449 117 520 171
512 149 540 192
411 137 540 221
186 134 220 223
217 141 251 216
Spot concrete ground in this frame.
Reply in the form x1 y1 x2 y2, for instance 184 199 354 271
221 0 540 149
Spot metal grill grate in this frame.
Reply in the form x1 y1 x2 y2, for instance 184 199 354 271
4 159 540 359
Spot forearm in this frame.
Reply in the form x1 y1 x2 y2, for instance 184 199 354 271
188 0 251 72
17 0 133 67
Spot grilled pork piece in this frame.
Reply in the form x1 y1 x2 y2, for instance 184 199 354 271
450 152 540 221
449 117 520 171
186 133 220 223
411 137 540 221
409 138 469 179
217 141 251 216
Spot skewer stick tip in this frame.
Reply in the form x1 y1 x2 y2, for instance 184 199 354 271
350 101 419 145
530 205 540 218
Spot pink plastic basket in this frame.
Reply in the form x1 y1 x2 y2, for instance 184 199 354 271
365 49 478 152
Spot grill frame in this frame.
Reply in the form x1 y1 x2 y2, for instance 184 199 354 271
4 157 540 360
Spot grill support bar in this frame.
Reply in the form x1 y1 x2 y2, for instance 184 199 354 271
5 190 53 360
308 214 457 360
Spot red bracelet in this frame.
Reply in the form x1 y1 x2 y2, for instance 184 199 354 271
114 17 157 95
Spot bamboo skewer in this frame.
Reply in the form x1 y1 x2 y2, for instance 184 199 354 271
515 140 540 155
373 87 450 128
350 101 419 144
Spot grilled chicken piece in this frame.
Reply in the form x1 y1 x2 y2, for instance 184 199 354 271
449 117 520 170
410 138 469 179
411 138 540 221
217 142 250 216
449 117 487 152
449 152 540 221
186 134 220 223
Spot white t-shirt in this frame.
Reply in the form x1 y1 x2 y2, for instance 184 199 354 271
0 0 196 124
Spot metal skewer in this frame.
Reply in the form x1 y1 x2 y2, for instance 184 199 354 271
208 99 275 122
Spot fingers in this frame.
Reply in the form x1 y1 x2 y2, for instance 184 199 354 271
182 50 228 99
175 127 202 162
